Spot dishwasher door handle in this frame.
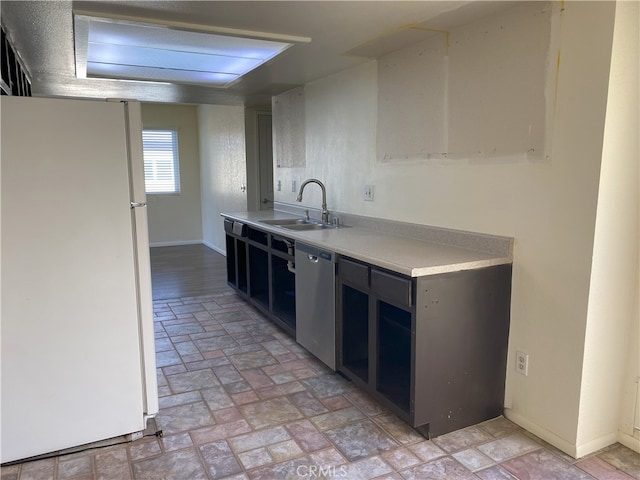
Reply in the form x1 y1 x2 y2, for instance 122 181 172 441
307 254 319 263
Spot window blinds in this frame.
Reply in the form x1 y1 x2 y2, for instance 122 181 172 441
142 129 180 194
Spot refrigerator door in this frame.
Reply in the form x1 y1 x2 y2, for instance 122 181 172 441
123 101 159 418
1 97 152 462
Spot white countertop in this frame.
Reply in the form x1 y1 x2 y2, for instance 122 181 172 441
222 211 512 277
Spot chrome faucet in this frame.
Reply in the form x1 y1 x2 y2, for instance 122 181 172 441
297 178 329 224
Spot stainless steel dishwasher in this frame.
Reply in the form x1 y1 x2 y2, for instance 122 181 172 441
295 242 336 370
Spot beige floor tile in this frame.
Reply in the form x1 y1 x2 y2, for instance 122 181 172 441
310 406 366 430
381 447 423 471
239 397 304 430
477 432 544 462
238 447 273 470
268 440 304 462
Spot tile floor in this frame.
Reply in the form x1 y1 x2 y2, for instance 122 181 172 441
2 246 639 480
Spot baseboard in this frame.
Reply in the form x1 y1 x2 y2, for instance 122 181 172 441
505 410 632 458
202 240 225 256
505 410 579 458
149 240 202 247
147 240 226 256
575 432 619 458
617 430 640 454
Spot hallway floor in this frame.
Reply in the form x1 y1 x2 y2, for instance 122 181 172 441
2 245 639 480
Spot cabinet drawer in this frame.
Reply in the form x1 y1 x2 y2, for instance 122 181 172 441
338 257 369 290
224 219 247 237
371 268 412 307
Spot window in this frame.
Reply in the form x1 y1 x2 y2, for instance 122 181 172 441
142 129 180 194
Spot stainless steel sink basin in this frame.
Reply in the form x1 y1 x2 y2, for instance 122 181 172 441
259 217 345 231
259 218 309 226
280 223 333 231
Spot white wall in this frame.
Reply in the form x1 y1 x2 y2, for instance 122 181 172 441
273 1 626 457
579 0 640 455
199 105 247 253
141 103 202 246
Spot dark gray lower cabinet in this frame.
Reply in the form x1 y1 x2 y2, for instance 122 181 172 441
224 219 296 335
225 230 247 294
337 256 512 438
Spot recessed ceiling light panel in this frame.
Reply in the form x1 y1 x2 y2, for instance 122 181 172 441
73 14 307 88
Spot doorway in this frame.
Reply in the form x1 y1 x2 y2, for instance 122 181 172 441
245 108 274 211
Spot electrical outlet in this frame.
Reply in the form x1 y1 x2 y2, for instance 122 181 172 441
516 351 529 376
363 184 374 201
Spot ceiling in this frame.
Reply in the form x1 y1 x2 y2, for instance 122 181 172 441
1 1 514 107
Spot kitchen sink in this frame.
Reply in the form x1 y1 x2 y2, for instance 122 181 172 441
281 223 334 231
259 218 309 226
259 217 344 231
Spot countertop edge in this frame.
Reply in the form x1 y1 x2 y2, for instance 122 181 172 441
222 211 513 277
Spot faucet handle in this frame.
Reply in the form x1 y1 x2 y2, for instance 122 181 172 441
304 210 310 221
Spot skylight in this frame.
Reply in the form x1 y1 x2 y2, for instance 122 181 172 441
73 14 306 88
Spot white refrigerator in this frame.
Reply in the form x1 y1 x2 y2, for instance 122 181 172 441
1 96 158 463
